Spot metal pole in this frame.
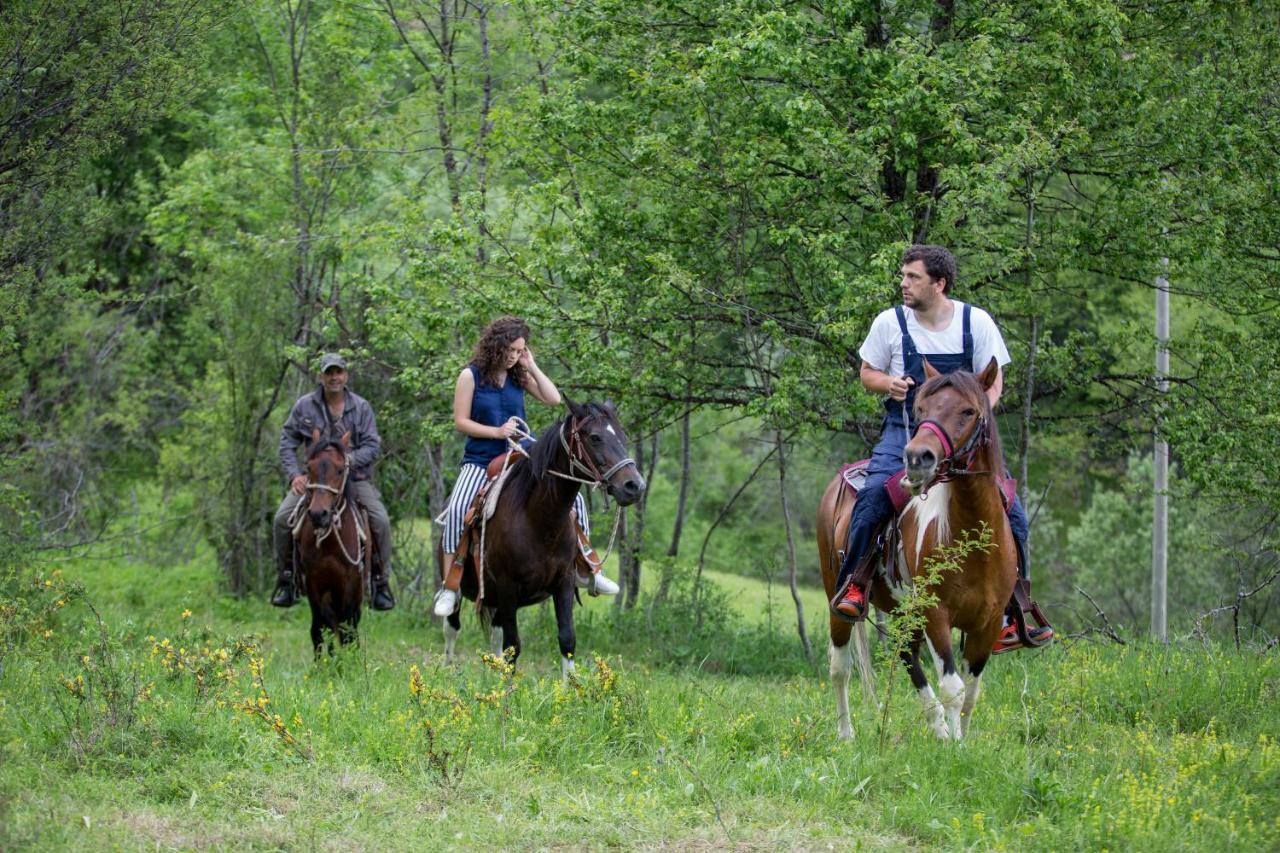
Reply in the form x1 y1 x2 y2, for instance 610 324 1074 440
1152 256 1169 642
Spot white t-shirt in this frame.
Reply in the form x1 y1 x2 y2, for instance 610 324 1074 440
858 301 1011 381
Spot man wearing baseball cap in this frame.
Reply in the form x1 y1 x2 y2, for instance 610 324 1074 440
271 352 395 610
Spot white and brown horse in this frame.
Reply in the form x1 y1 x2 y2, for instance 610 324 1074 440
817 358 1016 740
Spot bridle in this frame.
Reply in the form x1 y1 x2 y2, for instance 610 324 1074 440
910 407 991 490
549 415 636 490
288 447 366 568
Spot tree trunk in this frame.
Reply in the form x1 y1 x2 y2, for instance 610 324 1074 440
776 429 813 661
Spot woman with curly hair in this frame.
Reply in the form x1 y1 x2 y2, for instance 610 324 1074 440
433 316 618 616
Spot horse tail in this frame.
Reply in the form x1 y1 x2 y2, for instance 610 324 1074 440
852 621 876 703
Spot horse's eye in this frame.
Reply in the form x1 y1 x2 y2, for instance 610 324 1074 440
589 433 603 445
962 408 977 418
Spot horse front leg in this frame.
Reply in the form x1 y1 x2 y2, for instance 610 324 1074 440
901 634 949 740
553 580 578 682
309 603 324 660
493 609 521 665
959 631 996 739
924 617 964 740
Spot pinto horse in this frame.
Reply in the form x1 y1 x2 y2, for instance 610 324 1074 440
441 399 645 677
294 430 372 657
817 359 1016 740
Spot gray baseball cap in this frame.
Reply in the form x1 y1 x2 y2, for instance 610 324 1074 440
318 352 347 372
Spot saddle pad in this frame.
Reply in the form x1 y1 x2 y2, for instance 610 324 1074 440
838 460 869 494
482 464 516 522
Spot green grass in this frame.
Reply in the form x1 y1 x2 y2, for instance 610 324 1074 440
2 543 1278 851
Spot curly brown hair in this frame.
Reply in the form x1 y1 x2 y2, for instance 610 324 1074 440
471 316 532 388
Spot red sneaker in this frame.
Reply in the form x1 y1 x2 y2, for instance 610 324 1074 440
992 622 1054 654
831 583 868 622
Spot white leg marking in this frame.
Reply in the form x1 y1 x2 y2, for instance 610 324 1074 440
561 655 577 683
829 641 854 741
960 671 982 738
924 634 947 681
939 671 965 740
490 625 504 658
443 620 459 665
918 684 950 740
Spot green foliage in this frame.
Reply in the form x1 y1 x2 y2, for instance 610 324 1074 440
3 547 1279 849
1063 455 1280 641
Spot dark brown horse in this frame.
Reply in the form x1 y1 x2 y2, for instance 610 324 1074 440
817 359 1016 740
442 399 645 677
295 430 371 657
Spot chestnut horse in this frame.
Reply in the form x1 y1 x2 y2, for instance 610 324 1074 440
294 430 372 657
817 359 1016 740
442 399 645 677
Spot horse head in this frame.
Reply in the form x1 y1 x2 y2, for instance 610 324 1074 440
902 358 1000 495
306 428 351 531
563 398 646 506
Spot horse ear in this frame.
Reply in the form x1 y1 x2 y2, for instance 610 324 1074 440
923 359 940 380
564 395 585 418
977 357 1000 390
340 430 351 448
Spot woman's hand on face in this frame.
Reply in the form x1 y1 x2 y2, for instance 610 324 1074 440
517 346 535 370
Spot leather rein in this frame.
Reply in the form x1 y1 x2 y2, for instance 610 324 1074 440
550 415 636 489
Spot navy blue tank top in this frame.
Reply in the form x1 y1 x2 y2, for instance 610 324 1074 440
462 364 527 466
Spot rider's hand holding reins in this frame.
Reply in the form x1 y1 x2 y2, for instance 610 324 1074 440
886 375 915 401
291 473 308 495
496 417 522 439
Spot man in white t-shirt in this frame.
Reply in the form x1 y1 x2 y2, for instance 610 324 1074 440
831 245 1051 652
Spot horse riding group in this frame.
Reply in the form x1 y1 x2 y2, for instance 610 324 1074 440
272 245 1052 740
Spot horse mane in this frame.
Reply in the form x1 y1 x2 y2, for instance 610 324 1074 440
307 436 347 461
914 370 1005 466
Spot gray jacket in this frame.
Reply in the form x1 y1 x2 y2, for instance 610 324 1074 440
279 386 381 482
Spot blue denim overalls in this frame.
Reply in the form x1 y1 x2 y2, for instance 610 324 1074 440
836 304 1030 589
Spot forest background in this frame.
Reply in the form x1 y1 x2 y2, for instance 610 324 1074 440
4 0 1280 655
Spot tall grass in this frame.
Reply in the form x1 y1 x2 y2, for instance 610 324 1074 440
2 549 1277 850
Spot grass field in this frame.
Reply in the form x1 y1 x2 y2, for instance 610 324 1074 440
2 541 1278 850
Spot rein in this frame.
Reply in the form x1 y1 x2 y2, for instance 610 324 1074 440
288 454 366 569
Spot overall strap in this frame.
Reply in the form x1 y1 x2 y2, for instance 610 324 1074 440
894 305 918 356
961 303 974 365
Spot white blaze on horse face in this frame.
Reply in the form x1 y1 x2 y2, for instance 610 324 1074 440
604 424 617 437
905 481 952 562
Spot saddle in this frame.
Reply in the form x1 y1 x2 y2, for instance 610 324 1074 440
836 460 1051 648
455 450 528 571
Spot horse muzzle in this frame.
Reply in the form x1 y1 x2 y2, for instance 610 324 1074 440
607 469 647 506
902 446 938 496
308 508 332 530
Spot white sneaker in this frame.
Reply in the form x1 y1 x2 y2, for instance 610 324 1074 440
576 572 619 596
433 587 460 617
